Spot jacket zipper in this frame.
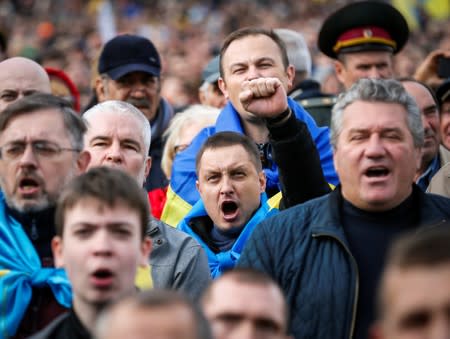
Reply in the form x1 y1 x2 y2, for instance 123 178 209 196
312 232 359 339
30 218 38 240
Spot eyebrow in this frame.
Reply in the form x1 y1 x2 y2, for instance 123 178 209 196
71 221 135 229
89 136 141 147
229 57 276 69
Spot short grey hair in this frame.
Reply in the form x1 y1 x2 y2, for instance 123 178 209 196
331 78 424 149
83 100 151 154
274 28 312 77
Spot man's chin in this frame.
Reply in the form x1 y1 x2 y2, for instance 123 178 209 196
8 198 52 213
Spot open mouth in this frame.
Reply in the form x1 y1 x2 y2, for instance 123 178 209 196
365 167 390 178
91 269 114 288
18 178 40 195
221 201 239 221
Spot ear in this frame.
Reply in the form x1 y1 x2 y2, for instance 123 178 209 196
258 171 266 193
95 76 107 101
144 156 152 182
286 64 296 91
334 60 346 87
195 179 200 193
76 151 91 175
218 77 229 99
139 236 152 266
51 236 64 268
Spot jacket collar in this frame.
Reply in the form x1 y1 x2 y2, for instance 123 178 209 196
311 184 447 241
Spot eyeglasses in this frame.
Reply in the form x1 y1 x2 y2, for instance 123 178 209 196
0 140 81 161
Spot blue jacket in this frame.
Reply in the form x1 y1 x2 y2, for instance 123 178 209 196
238 186 450 339
178 193 276 278
161 98 338 227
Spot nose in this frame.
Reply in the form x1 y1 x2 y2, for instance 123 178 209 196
246 65 261 81
365 134 386 158
220 176 234 195
93 230 113 257
421 114 432 132
129 81 147 97
105 141 123 163
368 67 382 79
18 143 38 168
233 322 258 339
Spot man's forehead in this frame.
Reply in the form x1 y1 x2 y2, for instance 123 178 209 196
87 111 144 138
66 197 140 221
199 146 254 169
2 109 66 136
207 279 285 319
223 35 281 61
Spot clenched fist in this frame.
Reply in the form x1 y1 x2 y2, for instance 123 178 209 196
239 77 289 119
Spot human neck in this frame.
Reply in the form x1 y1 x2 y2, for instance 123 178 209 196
72 298 103 334
242 119 269 144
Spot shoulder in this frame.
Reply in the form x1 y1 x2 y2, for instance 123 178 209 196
28 313 69 339
253 193 332 244
149 218 201 251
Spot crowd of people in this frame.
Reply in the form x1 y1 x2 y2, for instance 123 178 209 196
0 0 449 338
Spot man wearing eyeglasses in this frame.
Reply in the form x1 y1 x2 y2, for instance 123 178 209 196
0 93 90 338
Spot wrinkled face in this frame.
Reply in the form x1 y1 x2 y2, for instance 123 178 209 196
203 279 288 339
334 101 421 211
0 62 50 112
196 145 265 230
403 81 440 168
84 111 151 186
53 199 151 309
0 110 85 212
218 35 294 122
440 102 450 150
98 303 198 339
335 51 394 89
96 72 161 121
378 265 450 339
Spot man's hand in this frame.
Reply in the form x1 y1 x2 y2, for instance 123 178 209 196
239 77 289 119
414 49 450 89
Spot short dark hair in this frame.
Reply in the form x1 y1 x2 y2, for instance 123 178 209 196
219 27 290 80
376 225 450 318
55 166 149 239
97 289 213 339
384 225 450 269
0 92 86 150
201 268 289 328
195 131 262 175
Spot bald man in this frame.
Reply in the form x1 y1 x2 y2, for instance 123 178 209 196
0 57 51 111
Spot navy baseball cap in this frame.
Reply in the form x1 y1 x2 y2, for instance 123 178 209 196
202 55 220 84
98 34 161 80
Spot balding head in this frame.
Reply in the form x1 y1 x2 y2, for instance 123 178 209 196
0 57 51 112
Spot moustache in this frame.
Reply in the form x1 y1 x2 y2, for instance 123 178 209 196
15 170 43 188
126 98 151 109
423 127 435 137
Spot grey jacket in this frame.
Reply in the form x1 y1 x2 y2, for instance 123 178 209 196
147 217 210 300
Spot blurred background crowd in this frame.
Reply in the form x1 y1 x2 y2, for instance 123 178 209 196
0 0 448 111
